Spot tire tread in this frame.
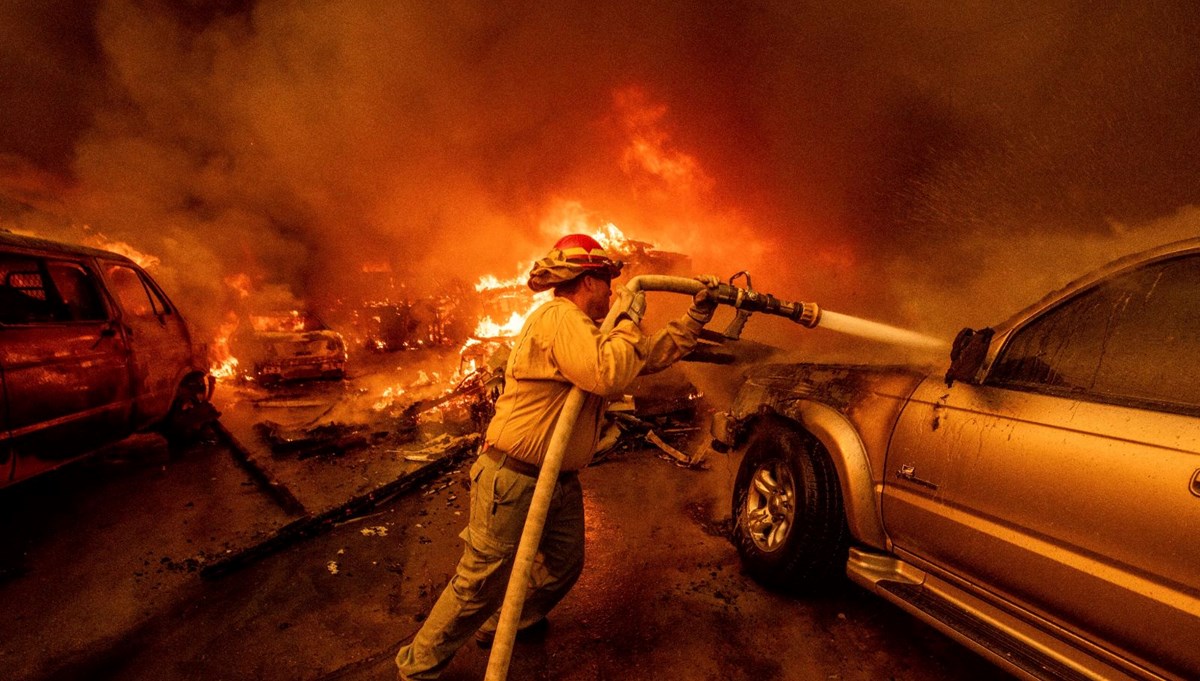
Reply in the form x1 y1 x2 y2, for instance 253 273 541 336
732 416 850 593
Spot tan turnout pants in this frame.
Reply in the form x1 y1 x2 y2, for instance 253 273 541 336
395 453 585 680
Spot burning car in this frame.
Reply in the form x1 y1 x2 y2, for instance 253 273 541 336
231 311 347 385
359 294 474 352
714 238 1200 681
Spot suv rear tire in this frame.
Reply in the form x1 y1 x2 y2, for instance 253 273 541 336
732 417 849 592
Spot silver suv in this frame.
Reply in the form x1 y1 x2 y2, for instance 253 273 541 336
714 238 1200 680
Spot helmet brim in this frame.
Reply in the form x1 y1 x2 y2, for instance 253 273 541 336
527 257 623 292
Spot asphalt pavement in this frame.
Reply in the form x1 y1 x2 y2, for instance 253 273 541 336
0 429 1006 681
0 349 1006 681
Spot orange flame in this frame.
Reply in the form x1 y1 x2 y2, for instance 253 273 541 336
467 217 642 344
472 304 548 339
372 385 406 411
470 264 550 340
82 230 161 269
225 272 252 300
209 312 241 381
210 273 256 381
250 310 310 332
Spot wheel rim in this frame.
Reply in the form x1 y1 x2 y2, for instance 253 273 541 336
743 460 796 552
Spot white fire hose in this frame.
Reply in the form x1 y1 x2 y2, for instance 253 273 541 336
483 275 760 680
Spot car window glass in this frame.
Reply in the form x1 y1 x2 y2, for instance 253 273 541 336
105 264 160 319
990 254 1200 411
0 254 65 324
46 261 109 321
142 275 172 316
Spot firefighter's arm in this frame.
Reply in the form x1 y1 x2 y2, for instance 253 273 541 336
638 274 720 374
552 306 648 397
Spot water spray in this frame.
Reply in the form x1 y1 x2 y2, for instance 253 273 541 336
817 310 947 351
483 274 945 680
616 273 947 350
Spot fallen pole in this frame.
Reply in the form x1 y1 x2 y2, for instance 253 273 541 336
213 420 307 516
201 433 479 580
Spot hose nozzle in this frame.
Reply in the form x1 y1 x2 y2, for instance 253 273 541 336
712 283 821 328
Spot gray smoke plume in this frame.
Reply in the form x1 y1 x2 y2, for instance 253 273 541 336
2 0 1198 350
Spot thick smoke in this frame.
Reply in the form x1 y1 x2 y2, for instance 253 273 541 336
2 0 1199 351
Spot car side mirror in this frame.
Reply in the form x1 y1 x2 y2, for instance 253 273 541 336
945 326 993 387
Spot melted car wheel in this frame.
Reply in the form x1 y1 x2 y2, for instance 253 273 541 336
732 417 849 592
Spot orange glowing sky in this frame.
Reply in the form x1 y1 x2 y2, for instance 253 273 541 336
2 1 1200 347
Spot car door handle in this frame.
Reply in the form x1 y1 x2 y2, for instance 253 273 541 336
896 464 939 490
1191 469 1200 498
92 324 119 349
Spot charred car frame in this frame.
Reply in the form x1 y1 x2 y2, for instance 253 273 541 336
230 310 347 385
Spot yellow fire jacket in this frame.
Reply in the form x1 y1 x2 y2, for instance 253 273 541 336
485 296 704 471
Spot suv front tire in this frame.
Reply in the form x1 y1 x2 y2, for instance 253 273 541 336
732 417 850 592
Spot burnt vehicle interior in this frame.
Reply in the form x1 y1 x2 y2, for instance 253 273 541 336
0 256 108 325
229 310 348 385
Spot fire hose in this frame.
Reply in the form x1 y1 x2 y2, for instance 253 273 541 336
483 274 820 681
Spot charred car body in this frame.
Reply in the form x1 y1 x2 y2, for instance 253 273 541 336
231 311 347 384
714 238 1200 681
0 232 213 487
359 296 472 352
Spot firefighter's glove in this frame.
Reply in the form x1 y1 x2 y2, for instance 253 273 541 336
687 274 720 324
619 289 647 325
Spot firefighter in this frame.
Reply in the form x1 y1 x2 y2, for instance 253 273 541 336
396 233 719 680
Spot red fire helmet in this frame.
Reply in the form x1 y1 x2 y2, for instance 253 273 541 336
527 233 624 291
551 234 622 276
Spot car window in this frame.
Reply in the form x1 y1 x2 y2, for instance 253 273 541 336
141 273 172 316
0 254 65 324
105 264 171 319
990 254 1200 411
46 260 109 321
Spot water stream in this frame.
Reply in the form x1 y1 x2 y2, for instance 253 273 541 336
817 309 948 351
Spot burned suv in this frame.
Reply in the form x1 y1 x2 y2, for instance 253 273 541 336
714 238 1200 681
0 232 213 487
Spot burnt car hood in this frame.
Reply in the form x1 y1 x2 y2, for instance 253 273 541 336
731 362 928 422
255 329 343 356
